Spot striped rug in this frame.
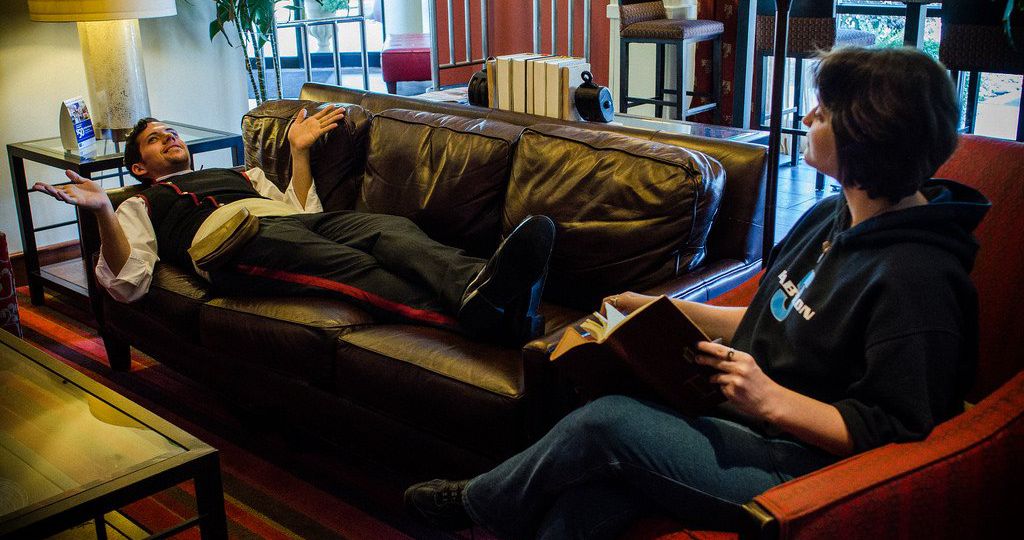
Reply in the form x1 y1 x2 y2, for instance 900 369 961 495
13 288 484 540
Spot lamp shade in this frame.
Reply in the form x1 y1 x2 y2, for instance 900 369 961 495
28 0 177 22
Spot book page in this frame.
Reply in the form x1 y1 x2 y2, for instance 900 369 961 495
604 302 627 331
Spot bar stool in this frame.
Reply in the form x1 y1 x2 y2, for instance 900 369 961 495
755 0 875 190
618 1 724 122
940 0 1024 141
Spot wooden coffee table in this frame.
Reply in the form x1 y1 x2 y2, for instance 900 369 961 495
0 331 227 539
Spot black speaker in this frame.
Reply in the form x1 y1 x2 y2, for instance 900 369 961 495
574 71 614 123
468 61 490 107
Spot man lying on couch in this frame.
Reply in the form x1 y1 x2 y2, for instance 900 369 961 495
33 106 554 345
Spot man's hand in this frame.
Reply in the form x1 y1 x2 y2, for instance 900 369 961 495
33 170 113 213
287 104 346 152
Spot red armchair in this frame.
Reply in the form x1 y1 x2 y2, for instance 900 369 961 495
630 134 1024 539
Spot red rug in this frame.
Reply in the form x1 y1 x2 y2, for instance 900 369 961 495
13 287 480 539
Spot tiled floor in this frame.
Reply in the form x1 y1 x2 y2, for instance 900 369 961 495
773 158 841 243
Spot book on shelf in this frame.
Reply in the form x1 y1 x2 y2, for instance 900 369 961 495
512 54 550 113
550 295 725 415
494 53 538 111
486 57 497 108
530 56 571 117
545 58 586 119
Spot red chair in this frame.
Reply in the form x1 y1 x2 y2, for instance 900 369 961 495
0 231 23 338
627 134 1024 539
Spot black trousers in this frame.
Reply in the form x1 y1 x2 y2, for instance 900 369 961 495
208 211 484 327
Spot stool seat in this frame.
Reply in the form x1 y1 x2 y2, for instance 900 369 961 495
756 17 875 54
940 1 1024 142
621 18 725 41
940 23 1024 74
618 1 724 123
381 33 432 94
837 28 877 48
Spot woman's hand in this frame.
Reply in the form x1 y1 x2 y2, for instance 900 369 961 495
600 291 654 315
694 340 783 420
32 170 113 213
287 104 346 152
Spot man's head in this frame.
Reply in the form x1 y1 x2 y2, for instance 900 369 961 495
814 46 959 203
123 117 192 182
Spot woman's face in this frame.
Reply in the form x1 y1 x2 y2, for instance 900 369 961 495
802 103 839 179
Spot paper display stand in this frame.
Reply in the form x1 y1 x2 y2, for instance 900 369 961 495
59 96 96 154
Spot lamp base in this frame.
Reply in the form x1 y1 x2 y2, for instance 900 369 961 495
100 128 132 143
77 20 151 138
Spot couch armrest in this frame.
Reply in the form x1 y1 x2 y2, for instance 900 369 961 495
747 370 1024 539
78 185 149 328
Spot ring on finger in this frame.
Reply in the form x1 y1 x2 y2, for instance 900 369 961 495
726 349 735 360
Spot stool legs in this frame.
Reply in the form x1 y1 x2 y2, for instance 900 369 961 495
1018 89 1024 142
620 35 722 122
676 41 687 120
712 36 722 125
619 40 630 115
791 57 804 167
965 71 981 134
656 43 666 118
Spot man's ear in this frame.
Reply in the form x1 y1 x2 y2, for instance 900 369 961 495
130 162 147 179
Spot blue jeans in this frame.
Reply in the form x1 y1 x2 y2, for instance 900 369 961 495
463 395 836 539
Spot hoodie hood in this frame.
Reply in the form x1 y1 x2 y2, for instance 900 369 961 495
830 179 991 271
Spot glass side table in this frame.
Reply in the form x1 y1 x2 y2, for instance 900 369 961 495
0 330 227 539
610 113 765 143
7 122 243 306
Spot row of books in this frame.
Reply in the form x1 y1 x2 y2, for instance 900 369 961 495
486 53 592 121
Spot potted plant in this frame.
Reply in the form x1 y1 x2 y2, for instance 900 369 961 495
304 0 351 53
205 0 285 103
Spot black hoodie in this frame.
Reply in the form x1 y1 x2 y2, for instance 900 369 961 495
732 179 990 452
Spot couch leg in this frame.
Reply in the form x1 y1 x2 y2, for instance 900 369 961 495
102 334 132 371
386 81 397 94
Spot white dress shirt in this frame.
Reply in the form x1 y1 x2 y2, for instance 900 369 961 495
95 168 323 303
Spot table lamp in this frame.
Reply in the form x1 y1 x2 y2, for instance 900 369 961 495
28 0 177 141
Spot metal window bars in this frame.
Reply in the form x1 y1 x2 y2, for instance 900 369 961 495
269 2 372 95
429 0 592 91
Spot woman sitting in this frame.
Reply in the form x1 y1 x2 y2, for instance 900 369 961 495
404 46 990 539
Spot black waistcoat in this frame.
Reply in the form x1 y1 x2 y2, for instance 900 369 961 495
138 169 266 267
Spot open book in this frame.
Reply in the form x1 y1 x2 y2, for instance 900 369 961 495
551 295 725 415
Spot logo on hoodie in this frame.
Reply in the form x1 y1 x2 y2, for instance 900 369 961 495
770 269 817 321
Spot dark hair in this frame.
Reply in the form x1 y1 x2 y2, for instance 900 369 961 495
123 117 159 182
814 47 959 202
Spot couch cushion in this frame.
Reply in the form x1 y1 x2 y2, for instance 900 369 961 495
104 264 211 341
357 109 525 256
198 296 373 384
504 124 726 309
242 99 371 211
334 323 532 458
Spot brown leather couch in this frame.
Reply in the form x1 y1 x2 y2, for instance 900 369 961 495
80 85 767 478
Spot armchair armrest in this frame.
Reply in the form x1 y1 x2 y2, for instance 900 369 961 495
747 370 1024 539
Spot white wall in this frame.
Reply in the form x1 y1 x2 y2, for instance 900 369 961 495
0 0 248 254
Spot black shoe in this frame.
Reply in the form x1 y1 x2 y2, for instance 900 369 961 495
459 215 556 344
404 479 473 531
